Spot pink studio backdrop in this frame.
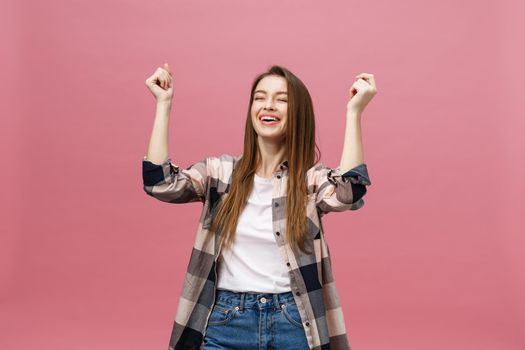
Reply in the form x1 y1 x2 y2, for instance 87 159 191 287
1 0 524 349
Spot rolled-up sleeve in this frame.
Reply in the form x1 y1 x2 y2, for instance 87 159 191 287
142 156 208 204
314 163 372 216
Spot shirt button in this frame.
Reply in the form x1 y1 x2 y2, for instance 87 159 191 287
286 262 290 266
295 291 300 296
275 203 279 207
305 321 310 327
276 231 280 236
276 174 281 179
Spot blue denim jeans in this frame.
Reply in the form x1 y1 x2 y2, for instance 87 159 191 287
202 289 310 349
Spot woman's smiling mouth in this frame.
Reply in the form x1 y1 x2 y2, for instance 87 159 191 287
259 114 281 125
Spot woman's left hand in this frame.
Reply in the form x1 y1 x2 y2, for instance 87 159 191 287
346 73 377 115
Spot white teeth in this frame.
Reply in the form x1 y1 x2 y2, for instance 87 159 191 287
261 116 278 122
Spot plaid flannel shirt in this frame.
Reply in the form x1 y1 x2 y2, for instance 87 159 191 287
142 153 372 350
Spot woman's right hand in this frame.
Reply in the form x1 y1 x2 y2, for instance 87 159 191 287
145 63 174 103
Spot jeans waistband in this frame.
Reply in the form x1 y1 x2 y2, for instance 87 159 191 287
215 289 296 312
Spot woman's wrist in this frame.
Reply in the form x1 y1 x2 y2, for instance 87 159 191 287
156 99 172 109
346 108 362 120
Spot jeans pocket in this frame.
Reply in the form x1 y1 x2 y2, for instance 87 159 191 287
281 302 303 328
207 302 239 326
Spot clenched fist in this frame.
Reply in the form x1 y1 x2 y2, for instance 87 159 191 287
346 73 377 115
145 63 174 103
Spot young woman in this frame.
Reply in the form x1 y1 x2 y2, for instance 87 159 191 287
143 63 376 350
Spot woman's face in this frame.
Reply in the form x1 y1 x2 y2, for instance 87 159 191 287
250 75 288 142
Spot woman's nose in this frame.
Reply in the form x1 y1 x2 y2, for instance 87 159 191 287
264 99 276 110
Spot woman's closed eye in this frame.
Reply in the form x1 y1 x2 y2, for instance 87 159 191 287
254 97 287 102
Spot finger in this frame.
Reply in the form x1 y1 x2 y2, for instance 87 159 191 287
161 68 171 78
158 66 170 79
354 82 366 92
353 79 370 92
161 70 171 85
368 75 376 89
159 72 167 87
356 78 372 88
356 73 375 88
163 63 173 76
359 80 375 92
361 75 375 88
162 73 171 87
167 72 173 84
149 75 159 87
152 73 160 85
350 82 359 95
356 80 371 91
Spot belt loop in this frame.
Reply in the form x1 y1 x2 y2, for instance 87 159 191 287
272 293 279 310
240 292 245 311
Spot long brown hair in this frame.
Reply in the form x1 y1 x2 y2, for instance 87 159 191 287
209 65 321 256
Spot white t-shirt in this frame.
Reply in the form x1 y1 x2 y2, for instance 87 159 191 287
216 174 291 293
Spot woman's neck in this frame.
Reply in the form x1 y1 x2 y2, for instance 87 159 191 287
256 139 287 178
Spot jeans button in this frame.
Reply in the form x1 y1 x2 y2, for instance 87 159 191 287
260 297 267 303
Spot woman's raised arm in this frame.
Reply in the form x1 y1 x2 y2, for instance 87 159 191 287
142 64 208 204
144 63 174 164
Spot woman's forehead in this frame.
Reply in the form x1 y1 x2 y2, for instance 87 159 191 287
255 76 287 93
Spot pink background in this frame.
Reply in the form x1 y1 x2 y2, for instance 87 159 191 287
1 0 524 349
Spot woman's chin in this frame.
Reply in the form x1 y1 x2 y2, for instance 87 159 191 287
256 133 286 142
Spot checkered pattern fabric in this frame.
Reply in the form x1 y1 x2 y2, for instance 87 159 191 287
142 154 372 350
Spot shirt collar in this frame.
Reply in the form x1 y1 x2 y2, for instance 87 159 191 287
234 155 288 170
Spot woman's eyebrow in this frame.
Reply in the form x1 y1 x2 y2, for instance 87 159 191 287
254 90 288 95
